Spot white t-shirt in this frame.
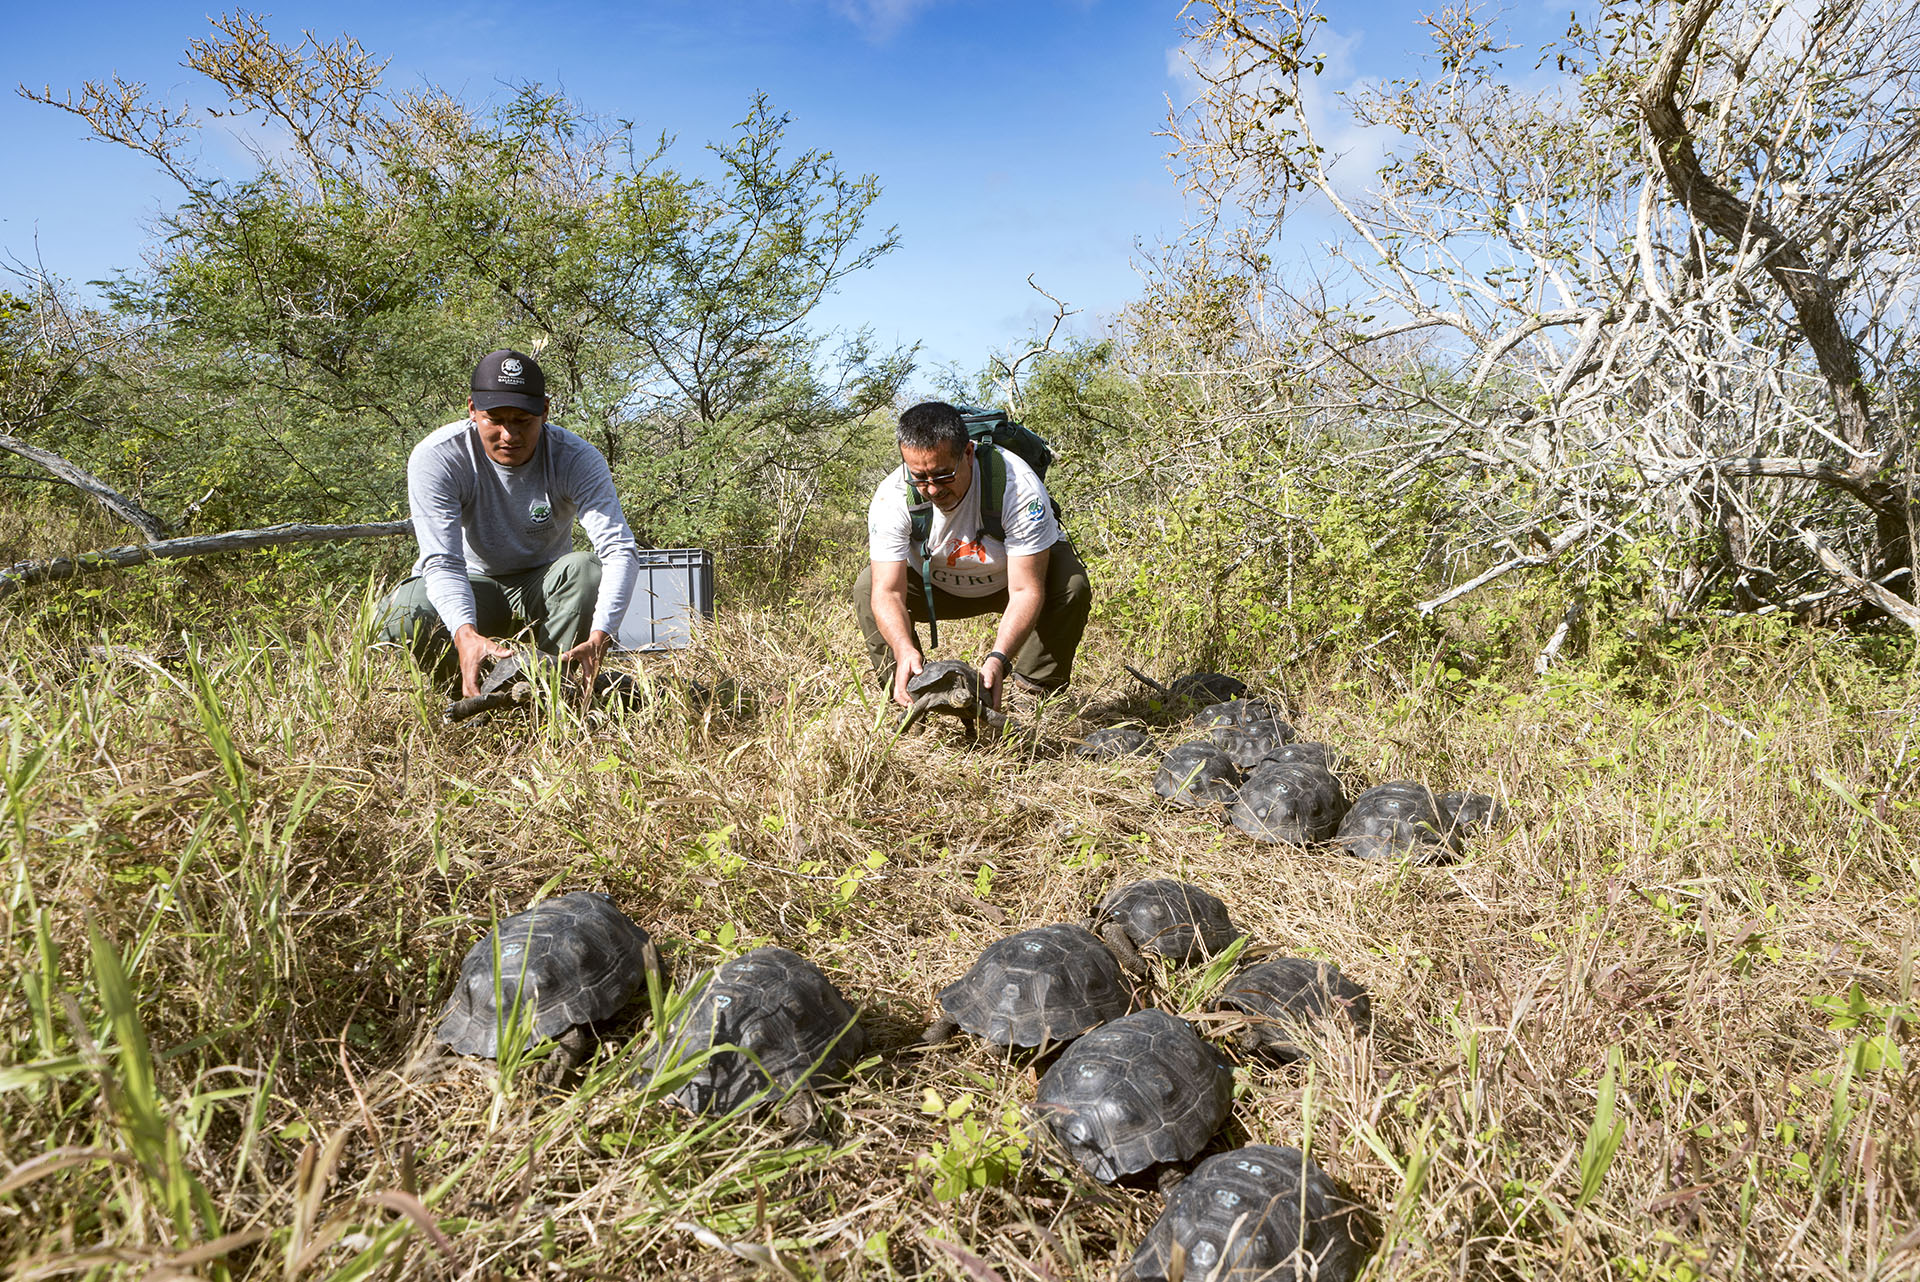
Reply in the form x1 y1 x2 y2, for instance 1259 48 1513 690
867 447 1060 598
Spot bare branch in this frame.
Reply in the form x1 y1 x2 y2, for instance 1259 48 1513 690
0 432 170 541
1795 526 1920 635
0 520 410 598
1417 519 1595 616
988 276 1081 411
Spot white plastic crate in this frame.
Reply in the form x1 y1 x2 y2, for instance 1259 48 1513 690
615 549 714 651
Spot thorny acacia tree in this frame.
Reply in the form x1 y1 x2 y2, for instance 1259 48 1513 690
14 13 905 556
1166 0 1920 640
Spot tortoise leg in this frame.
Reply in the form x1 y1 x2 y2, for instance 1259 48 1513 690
779 1091 828 1141
1155 1164 1188 1196
897 695 932 733
1098 924 1150 978
538 1025 592 1087
919 1015 960 1046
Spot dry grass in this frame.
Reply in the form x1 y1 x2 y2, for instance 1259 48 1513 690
2 566 1919 1281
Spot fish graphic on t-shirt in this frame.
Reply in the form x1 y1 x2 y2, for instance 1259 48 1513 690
946 537 989 567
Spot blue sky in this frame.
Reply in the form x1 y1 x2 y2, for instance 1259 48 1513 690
3 1 1571 381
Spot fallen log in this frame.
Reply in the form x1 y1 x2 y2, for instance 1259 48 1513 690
0 520 412 598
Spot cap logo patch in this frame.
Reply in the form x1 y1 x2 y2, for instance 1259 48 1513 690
500 357 524 382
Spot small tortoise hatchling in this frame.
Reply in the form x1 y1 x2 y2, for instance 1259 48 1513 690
1257 739 1349 774
1229 761 1349 845
1076 725 1157 760
1124 666 1250 713
900 660 1008 732
1208 718 1299 770
924 924 1134 1050
1333 781 1458 861
1090 878 1241 972
436 891 660 1077
1032 1009 1236 1187
1438 789 1507 839
1212 956 1372 1064
645 946 868 1118
1191 697 1283 730
1127 1144 1370 1282
1154 742 1244 809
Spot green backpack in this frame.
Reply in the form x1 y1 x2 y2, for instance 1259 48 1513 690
904 407 1059 648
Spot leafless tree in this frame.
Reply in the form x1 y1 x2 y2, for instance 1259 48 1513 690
1162 0 1920 641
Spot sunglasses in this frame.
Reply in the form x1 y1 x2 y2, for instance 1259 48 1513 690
905 466 960 489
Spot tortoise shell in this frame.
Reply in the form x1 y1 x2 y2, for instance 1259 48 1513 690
1168 673 1248 705
1154 742 1243 808
649 946 867 1114
1438 789 1507 838
1191 698 1282 730
937 924 1132 1047
1093 879 1241 964
905 660 986 711
1229 762 1348 845
1258 740 1349 774
1077 726 1157 760
1208 718 1298 769
1332 781 1456 860
1213 956 1372 1063
437 891 653 1057
1131 1144 1368 1282
1032 1009 1234 1183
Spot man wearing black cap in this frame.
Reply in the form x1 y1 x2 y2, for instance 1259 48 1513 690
373 349 641 697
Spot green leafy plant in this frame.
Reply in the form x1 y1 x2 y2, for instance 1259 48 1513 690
914 1089 1027 1201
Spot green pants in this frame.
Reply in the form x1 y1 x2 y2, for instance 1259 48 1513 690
374 550 603 677
850 538 1092 692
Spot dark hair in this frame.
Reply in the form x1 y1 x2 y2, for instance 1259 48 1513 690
897 401 969 453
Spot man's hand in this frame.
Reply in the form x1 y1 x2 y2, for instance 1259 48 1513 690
453 624 514 698
892 649 925 708
979 651 1008 712
562 630 614 694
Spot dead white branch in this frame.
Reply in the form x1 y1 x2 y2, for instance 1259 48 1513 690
0 520 411 598
1535 598 1584 674
1794 526 1920 635
0 432 170 542
1417 520 1596 616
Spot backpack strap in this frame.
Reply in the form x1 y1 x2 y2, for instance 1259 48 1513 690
906 496 940 649
977 442 1007 545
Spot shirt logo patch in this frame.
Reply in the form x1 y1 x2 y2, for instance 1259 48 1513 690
528 500 552 524
1025 499 1044 520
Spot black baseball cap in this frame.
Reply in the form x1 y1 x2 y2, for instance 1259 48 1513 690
471 349 547 414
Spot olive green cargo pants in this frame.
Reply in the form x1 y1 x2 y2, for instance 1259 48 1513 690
373 549 603 680
849 538 1092 693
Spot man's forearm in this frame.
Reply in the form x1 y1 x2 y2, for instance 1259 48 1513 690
872 582 920 661
992 586 1044 661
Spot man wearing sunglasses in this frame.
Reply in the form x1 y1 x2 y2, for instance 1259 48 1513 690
854 400 1092 712
373 349 641 698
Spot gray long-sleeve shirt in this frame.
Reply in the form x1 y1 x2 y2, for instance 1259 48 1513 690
407 418 640 638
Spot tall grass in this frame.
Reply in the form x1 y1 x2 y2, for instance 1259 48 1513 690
1 558 1917 1279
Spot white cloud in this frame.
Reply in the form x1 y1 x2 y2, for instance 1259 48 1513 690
829 0 944 42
